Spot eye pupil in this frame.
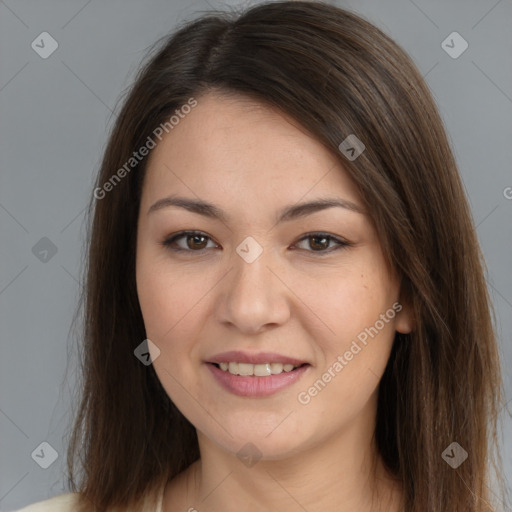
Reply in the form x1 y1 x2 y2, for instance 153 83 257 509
310 235 329 251
188 234 208 250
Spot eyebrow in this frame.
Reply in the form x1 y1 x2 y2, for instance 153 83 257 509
147 195 365 223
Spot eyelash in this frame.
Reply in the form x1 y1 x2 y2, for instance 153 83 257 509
161 230 353 256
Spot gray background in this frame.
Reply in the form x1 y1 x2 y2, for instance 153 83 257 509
0 0 511 510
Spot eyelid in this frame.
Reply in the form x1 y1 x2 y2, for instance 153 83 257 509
162 230 219 252
293 232 353 254
161 230 353 255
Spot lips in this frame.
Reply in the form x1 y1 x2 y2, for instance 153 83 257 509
205 350 311 397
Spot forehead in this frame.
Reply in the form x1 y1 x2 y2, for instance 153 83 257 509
141 92 362 213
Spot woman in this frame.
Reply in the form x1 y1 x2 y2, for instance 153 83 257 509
18 1 505 511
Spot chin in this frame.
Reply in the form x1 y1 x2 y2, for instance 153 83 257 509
202 419 313 462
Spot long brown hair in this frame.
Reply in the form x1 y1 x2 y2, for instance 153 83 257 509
66 2 506 510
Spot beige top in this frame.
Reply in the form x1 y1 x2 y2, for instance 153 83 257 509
15 485 165 512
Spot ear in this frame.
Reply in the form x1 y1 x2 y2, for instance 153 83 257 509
394 289 414 334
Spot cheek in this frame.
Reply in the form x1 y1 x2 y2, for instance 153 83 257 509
136 252 199 345
136 257 219 433
302 260 399 402
307 266 396 344
136 262 203 402
295 272 397 426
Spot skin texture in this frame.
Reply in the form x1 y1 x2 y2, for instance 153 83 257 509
135 92 413 512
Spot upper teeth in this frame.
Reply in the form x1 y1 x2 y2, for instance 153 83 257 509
218 362 300 376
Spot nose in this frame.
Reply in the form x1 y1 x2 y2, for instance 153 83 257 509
216 247 291 334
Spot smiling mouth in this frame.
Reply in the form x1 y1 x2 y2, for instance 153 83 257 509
210 362 309 376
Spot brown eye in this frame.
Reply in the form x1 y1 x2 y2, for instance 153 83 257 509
309 235 330 251
294 232 352 254
162 231 217 252
185 234 209 250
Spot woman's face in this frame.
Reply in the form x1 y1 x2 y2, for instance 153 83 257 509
136 92 412 460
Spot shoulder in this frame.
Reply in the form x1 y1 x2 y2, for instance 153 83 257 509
14 493 79 512
14 483 166 512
